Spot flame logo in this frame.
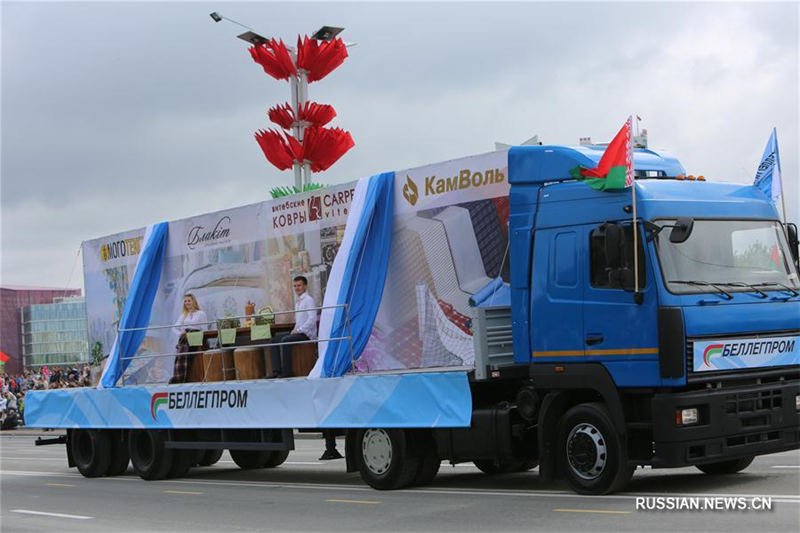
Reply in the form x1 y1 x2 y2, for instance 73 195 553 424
402 175 418 206
702 344 724 367
150 392 168 420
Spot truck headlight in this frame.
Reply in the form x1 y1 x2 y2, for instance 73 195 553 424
676 408 699 426
796 394 800 411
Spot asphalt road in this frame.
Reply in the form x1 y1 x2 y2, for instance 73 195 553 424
1 431 798 533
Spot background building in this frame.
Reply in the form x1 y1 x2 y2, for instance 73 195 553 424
21 296 89 368
0 286 82 373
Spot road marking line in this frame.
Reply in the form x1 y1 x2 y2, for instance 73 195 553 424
770 465 800 469
327 499 381 505
45 483 74 487
3 469 800 504
164 490 204 495
12 509 93 520
554 508 630 514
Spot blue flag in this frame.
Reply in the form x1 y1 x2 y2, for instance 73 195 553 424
753 128 782 202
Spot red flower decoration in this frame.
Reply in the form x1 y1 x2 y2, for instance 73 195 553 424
302 127 354 172
296 36 348 83
249 39 296 81
267 103 294 129
254 129 303 170
268 102 337 130
299 102 336 127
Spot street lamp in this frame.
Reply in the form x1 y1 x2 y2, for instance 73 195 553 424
212 13 352 193
311 26 344 42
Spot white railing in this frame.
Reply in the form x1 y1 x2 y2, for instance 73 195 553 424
114 303 353 386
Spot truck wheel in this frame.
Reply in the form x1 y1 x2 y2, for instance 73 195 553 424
263 450 290 468
71 429 111 478
128 429 174 480
197 449 224 466
696 456 754 475
230 450 270 469
356 428 420 490
558 402 633 495
105 431 130 476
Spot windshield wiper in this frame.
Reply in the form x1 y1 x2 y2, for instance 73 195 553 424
716 282 768 298
669 280 733 300
753 282 800 297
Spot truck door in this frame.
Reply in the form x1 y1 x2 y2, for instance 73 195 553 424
582 222 660 385
530 228 585 358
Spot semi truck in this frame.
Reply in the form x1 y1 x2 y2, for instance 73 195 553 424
26 144 800 495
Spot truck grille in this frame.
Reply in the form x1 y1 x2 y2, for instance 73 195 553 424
724 389 782 414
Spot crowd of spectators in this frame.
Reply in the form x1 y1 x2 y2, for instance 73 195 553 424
0 364 94 428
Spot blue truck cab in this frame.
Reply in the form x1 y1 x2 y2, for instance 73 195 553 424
465 145 800 493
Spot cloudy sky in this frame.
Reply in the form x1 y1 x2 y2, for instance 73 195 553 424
2 1 798 290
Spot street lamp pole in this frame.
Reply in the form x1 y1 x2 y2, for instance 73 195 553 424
212 14 349 194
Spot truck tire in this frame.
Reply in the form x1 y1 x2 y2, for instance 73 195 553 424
263 450 290 468
71 429 111 478
197 449 224 466
106 431 130 476
168 450 195 478
414 451 441 486
356 428 420 490
558 402 633 495
230 450 270 469
696 456 754 475
128 429 174 480
411 431 439 486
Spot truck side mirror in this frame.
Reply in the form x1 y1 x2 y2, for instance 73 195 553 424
787 223 799 269
669 217 694 243
603 223 624 269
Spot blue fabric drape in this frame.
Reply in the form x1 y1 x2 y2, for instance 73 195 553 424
322 173 394 377
99 222 168 388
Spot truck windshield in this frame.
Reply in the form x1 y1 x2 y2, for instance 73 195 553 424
654 219 800 295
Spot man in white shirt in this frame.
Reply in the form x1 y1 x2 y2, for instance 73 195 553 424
269 276 317 378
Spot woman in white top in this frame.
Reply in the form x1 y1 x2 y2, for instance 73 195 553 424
174 293 209 342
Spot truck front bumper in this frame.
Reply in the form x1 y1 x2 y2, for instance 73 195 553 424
650 378 800 467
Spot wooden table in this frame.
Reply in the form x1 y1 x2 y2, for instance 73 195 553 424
200 323 317 377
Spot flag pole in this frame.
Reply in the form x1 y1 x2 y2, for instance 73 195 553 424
776 128 788 224
629 115 640 302
780 184 788 224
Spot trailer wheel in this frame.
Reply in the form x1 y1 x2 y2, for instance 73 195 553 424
197 449 224 466
263 450 290 468
356 428 420 490
230 450 270 469
558 402 633 495
105 430 130 476
168 450 195 478
696 456 754 475
414 452 441 486
128 429 174 480
71 429 111 478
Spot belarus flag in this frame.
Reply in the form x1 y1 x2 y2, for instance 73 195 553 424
571 116 634 191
